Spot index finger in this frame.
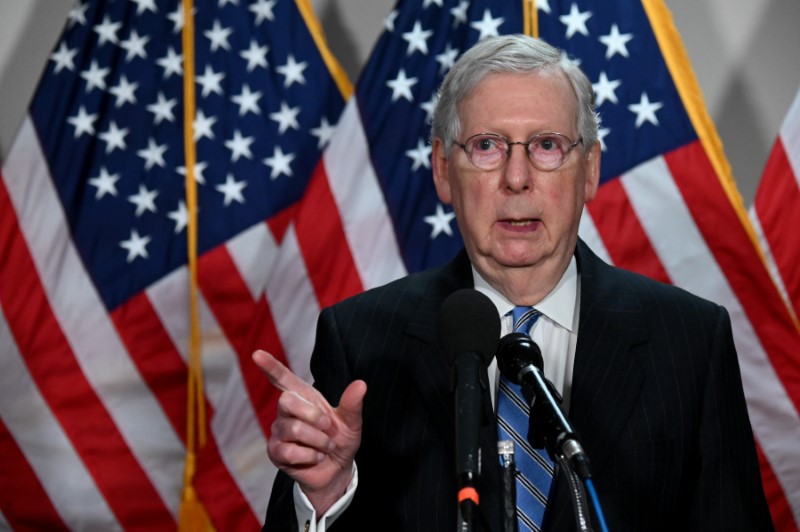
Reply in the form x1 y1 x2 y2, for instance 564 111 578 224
252 350 316 401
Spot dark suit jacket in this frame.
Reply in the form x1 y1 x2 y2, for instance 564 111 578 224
264 240 772 531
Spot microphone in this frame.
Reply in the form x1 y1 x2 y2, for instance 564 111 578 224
496 333 592 480
437 289 500 524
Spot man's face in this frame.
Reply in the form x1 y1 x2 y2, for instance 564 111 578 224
432 71 600 287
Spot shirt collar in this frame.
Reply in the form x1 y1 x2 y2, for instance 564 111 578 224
472 256 578 334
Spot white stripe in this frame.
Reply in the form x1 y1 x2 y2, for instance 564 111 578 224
0 305 120 531
747 207 795 320
226 221 279 300
780 88 800 186
578 206 612 264
324 99 408 289
622 155 800 523
2 116 183 516
266 226 319 384
146 263 271 519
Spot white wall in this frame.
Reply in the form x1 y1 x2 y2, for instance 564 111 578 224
2 0 798 204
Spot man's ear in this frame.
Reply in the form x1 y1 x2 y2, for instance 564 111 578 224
583 141 601 202
432 137 452 204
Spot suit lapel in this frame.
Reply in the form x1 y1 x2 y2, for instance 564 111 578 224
404 250 504 530
545 240 649 529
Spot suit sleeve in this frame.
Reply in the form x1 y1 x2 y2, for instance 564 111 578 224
689 306 773 530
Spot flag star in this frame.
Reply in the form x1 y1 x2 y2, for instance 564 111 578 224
50 42 78 73
137 138 168 170
402 21 433 56
435 43 459 73
559 3 592 39
269 102 301 134
231 84 262 116
216 173 247 206
538 0 552 14
592 72 622 106
67 2 88 27
387 69 418 102
128 184 159 216
470 9 504 40
405 138 432 171
204 19 233 52
310 117 336 150
597 126 611 152
120 229 151 262
157 46 183 78
94 15 121 46
384 10 398 32
67 105 97 138
147 92 178 125
276 54 308 87
168 201 188 233
131 0 158 15
80 60 110 92
177 161 209 185
193 110 217 141
98 121 129 153
224 129 255 161
109 75 139 108
240 40 269 71
599 24 633 59
628 92 663 128
219 0 239 5
88 167 120 199
423 0 443 7
196 65 225 97
450 1 469 27
120 29 149 61
424 203 456 238
420 93 437 123
263 146 296 179
167 4 186 33
250 0 277 25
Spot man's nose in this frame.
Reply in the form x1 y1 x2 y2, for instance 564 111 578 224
503 143 533 191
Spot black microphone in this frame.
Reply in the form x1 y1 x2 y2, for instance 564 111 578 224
496 333 592 480
437 289 500 524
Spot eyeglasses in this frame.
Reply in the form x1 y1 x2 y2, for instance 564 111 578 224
455 132 583 172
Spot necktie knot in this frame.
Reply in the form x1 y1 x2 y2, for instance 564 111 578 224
512 306 540 335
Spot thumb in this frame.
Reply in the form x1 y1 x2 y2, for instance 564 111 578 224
336 380 367 430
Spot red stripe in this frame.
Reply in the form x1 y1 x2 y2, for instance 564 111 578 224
197 242 283 437
664 141 800 413
111 287 261 530
110 294 188 440
588 177 672 284
756 442 799 531
0 179 174 528
0 417 68 530
754 139 800 317
295 161 364 309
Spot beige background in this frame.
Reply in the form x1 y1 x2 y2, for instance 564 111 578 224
1 0 798 204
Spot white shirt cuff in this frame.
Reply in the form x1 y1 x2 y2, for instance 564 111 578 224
292 462 358 532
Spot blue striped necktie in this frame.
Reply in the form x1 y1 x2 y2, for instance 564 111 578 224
497 306 554 532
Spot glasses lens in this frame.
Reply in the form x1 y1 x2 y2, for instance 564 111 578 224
465 134 507 170
529 134 569 170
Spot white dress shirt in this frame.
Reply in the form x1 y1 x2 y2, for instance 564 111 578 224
293 258 581 531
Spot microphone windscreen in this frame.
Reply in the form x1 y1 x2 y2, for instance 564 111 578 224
437 289 500 367
496 333 544 384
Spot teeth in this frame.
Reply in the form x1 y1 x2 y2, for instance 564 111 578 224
509 220 532 226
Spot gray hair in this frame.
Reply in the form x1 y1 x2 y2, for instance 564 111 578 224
431 34 599 153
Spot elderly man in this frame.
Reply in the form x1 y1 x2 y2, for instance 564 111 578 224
255 34 772 531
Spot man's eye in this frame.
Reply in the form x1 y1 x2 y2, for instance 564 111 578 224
538 137 558 151
477 138 497 151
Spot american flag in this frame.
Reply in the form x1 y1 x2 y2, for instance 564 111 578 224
750 86 800 530
2 0 799 530
0 0 348 528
